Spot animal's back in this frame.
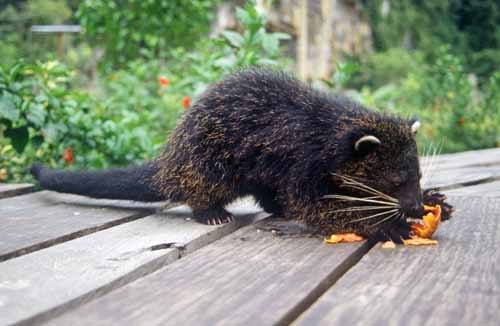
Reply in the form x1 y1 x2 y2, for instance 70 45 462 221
158 69 368 191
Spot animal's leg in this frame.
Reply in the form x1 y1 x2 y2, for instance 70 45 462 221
253 188 283 215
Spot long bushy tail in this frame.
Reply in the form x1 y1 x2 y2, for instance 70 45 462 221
30 161 165 202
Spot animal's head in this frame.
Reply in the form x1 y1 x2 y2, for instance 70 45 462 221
331 115 424 219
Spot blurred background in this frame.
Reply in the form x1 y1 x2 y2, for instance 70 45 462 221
0 0 499 183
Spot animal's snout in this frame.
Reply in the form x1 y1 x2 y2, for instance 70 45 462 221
403 203 425 218
400 193 424 218
399 186 424 218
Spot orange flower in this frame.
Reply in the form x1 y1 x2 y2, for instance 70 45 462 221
0 169 7 181
182 96 191 109
457 118 465 126
158 76 170 87
63 147 74 164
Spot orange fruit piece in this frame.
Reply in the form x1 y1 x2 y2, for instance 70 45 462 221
324 233 364 244
403 236 438 246
381 241 396 249
410 204 442 239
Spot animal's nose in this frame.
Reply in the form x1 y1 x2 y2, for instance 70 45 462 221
405 204 425 218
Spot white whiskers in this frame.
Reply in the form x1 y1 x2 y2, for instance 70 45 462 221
323 194 399 206
323 173 403 227
420 141 443 188
329 205 399 213
370 211 401 227
348 209 399 223
331 173 399 203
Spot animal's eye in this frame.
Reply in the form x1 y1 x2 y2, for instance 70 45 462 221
389 171 408 186
390 176 403 186
388 175 402 186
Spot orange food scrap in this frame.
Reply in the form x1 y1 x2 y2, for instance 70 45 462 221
381 241 396 249
324 233 364 244
403 236 438 246
410 204 441 239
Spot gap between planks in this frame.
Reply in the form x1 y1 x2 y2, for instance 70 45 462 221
0 191 158 262
275 239 375 325
1 209 267 326
0 183 36 199
294 196 500 325
436 174 500 192
44 224 375 326
0 210 151 262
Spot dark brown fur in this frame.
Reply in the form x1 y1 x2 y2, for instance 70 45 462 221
32 69 436 243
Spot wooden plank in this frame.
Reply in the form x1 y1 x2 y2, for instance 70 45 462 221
0 183 35 199
422 166 500 190
295 196 500 326
422 147 500 171
0 206 266 326
445 180 500 197
0 191 155 261
46 225 372 326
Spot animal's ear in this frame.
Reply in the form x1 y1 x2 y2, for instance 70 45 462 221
411 120 421 134
354 135 381 155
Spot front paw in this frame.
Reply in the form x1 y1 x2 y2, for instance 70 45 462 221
375 220 412 244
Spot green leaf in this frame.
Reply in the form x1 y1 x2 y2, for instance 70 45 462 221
213 56 237 68
43 123 59 142
222 31 244 48
0 93 20 121
9 62 24 80
261 35 279 54
272 33 291 40
26 103 46 127
31 135 44 148
5 126 29 153
256 58 277 66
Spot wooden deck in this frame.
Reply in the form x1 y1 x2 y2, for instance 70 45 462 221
1 147 500 326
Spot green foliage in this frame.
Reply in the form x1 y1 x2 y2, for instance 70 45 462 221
25 0 72 24
0 0 74 66
346 48 422 89
77 0 218 69
336 46 500 153
0 60 171 182
364 0 460 53
164 2 291 97
0 2 291 182
360 0 500 80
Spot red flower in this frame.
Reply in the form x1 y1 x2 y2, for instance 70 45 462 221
182 96 191 109
63 147 74 164
158 76 170 87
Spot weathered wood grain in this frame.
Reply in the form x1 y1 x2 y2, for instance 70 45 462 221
422 166 500 190
445 180 500 197
422 147 500 170
295 196 500 326
0 191 154 261
0 183 35 199
0 207 266 326
46 224 372 326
